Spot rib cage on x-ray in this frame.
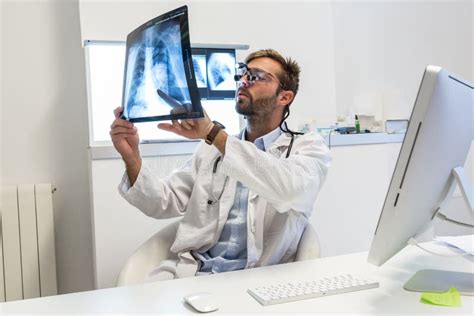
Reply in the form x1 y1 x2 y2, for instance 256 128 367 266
124 20 192 119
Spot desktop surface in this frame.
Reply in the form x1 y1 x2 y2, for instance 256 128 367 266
1 243 473 315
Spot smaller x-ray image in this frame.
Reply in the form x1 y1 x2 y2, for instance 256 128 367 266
121 6 203 122
192 55 207 88
207 52 236 91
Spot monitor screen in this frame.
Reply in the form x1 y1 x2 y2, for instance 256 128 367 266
122 6 203 123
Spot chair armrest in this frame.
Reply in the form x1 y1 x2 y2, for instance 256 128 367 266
116 219 181 286
294 224 321 261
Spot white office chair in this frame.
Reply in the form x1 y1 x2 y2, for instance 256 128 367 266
116 220 321 287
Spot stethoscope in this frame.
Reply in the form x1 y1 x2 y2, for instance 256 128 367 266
207 156 228 205
207 131 301 205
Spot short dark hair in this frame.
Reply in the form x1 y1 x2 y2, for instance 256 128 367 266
245 49 301 105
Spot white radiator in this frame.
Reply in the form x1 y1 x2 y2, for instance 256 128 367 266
0 184 57 302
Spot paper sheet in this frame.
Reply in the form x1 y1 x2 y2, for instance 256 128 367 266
434 235 474 255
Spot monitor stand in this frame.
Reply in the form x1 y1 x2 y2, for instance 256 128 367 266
404 270 473 295
404 166 474 295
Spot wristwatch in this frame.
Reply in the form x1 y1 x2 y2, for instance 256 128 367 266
205 121 225 145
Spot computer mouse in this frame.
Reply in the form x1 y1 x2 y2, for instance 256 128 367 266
183 292 219 313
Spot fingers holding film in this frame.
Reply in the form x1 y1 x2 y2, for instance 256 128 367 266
113 106 124 119
158 122 182 134
184 119 195 127
110 126 137 136
110 119 134 130
181 120 193 130
171 120 184 132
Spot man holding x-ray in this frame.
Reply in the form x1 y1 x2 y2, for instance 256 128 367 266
110 49 331 280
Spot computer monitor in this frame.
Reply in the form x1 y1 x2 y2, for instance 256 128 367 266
368 65 473 293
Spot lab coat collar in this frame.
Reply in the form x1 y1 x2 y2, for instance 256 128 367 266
267 132 294 152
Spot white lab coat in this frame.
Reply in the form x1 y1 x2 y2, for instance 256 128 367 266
119 131 331 279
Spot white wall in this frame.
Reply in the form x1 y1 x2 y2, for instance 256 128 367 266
333 1 472 120
1 0 94 294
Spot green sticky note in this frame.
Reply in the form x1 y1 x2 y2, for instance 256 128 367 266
420 287 462 307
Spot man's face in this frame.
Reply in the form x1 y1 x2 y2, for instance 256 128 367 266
235 57 283 118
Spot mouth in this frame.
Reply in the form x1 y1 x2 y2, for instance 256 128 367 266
237 90 249 98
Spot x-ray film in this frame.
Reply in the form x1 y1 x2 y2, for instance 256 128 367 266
207 52 236 91
192 48 236 100
122 6 203 122
192 54 207 88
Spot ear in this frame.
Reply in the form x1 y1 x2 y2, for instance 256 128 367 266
277 90 295 107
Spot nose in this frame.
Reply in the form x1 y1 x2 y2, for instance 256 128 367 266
237 79 252 88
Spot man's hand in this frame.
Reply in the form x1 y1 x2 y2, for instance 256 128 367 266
110 106 141 185
157 110 214 141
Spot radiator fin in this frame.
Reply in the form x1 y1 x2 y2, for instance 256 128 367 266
0 184 57 302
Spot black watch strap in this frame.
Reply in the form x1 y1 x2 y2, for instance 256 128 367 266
205 121 225 145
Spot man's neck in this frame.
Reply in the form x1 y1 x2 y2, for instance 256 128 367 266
245 118 280 143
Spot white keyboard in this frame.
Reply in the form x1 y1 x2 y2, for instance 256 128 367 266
247 274 379 306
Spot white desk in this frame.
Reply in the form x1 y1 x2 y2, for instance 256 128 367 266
1 245 473 315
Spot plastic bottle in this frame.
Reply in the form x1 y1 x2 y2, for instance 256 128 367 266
355 115 361 133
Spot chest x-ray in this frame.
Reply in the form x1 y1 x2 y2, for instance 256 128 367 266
192 54 207 88
191 48 236 100
207 52 236 91
122 6 203 122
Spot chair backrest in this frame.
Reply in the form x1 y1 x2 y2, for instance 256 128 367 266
294 223 321 261
116 221 320 287
116 220 180 287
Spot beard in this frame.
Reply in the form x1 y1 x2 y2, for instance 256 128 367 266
235 92 278 118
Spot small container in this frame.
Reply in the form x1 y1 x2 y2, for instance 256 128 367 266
355 115 361 133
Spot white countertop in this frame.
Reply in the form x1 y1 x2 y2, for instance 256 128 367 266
323 132 405 147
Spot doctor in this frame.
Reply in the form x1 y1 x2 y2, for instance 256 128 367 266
110 49 331 280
